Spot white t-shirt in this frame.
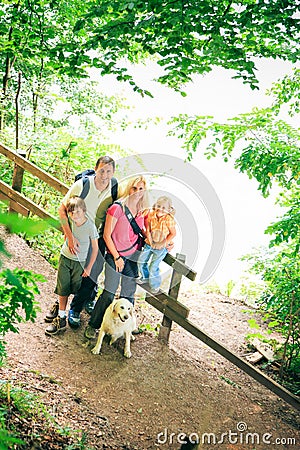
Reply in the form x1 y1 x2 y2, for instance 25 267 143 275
62 177 113 229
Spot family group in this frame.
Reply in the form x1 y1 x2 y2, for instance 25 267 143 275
44 155 176 337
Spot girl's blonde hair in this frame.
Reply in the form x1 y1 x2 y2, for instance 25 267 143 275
153 196 175 216
119 176 149 212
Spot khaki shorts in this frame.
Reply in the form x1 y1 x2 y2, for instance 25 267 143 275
55 255 84 296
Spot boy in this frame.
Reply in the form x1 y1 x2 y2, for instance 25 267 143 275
45 155 118 328
45 196 99 335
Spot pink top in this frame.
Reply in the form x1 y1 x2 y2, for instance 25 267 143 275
107 203 145 257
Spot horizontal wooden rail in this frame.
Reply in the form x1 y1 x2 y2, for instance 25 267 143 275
163 253 196 281
142 283 189 318
145 293 300 411
0 143 69 195
0 180 59 223
0 193 29 216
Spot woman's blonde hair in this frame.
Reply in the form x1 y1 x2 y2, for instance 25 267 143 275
119 175 149 212
153 196 175 216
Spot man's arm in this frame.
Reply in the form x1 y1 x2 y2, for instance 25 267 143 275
82 237 98 277
58 203 79 254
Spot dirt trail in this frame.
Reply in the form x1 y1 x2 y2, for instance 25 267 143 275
1 232 299 449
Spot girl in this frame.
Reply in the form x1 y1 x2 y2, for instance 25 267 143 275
138 196 176 293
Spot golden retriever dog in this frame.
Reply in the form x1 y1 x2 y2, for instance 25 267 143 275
91 298 136 358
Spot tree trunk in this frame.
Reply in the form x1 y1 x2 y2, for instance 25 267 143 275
15 72 21 150
9 73 26 213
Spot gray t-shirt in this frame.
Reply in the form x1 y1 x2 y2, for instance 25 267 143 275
61 217 99 262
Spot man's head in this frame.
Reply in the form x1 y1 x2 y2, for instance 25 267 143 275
95 155 115 171
94 156 115 187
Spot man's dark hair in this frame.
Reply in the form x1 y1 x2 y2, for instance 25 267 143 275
95 155 115 170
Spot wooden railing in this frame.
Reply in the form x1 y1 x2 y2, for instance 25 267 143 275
0 142 299 411
0 142 68 220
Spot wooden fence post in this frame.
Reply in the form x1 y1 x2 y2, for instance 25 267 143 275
158 253 186 344
9 150 27 213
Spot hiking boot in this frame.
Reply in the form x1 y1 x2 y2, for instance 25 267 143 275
84 325 97 340
68 310 80 329
45 301 59 323
84 300 96 315
45 316 66 335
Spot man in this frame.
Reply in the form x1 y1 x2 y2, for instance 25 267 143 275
45 155 118 328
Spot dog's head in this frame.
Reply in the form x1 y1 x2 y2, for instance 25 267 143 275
112 298 134 323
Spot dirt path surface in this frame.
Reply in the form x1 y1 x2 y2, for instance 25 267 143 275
1 232 299 449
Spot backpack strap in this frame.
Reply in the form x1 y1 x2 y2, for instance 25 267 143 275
75 168 95 182
80 176 118 202
117 236 141 254
114 202 143 235
79 176 92 200
111 177 118 202
110 202 145 254
124 205 143 236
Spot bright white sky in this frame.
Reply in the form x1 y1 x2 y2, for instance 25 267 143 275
89 58 298 288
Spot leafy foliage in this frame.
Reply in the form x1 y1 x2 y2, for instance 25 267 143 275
0 267 45 362
168 69 300 247
72 0 300 91
1 0 299 111
0 382 89 449
0 212 90 449
265 187 300 249
0 213 58 236
169 106 300 194
0 427 24 450
243 245 300 378
0 217 48 363
169 69 300 380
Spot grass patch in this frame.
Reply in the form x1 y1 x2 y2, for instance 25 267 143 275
0 380 92 450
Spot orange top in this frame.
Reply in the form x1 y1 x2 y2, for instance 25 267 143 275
145 209 176 245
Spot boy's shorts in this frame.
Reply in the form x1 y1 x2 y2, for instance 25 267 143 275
55 255 84 296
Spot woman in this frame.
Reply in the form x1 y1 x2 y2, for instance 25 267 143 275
84 176 148 339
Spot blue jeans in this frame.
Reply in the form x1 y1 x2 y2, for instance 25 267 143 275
89 252 139 329
138 244 167 290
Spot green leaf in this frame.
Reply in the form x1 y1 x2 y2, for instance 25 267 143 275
248 319 260 330
0 214 56 237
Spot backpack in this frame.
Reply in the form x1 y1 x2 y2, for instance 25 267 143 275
74 169 118 202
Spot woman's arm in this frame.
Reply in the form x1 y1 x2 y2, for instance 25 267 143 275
165 225 176 247
143 210 152 243
103 213 125 272
165 225 176 251
152 225 176 250
58 203 79 254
